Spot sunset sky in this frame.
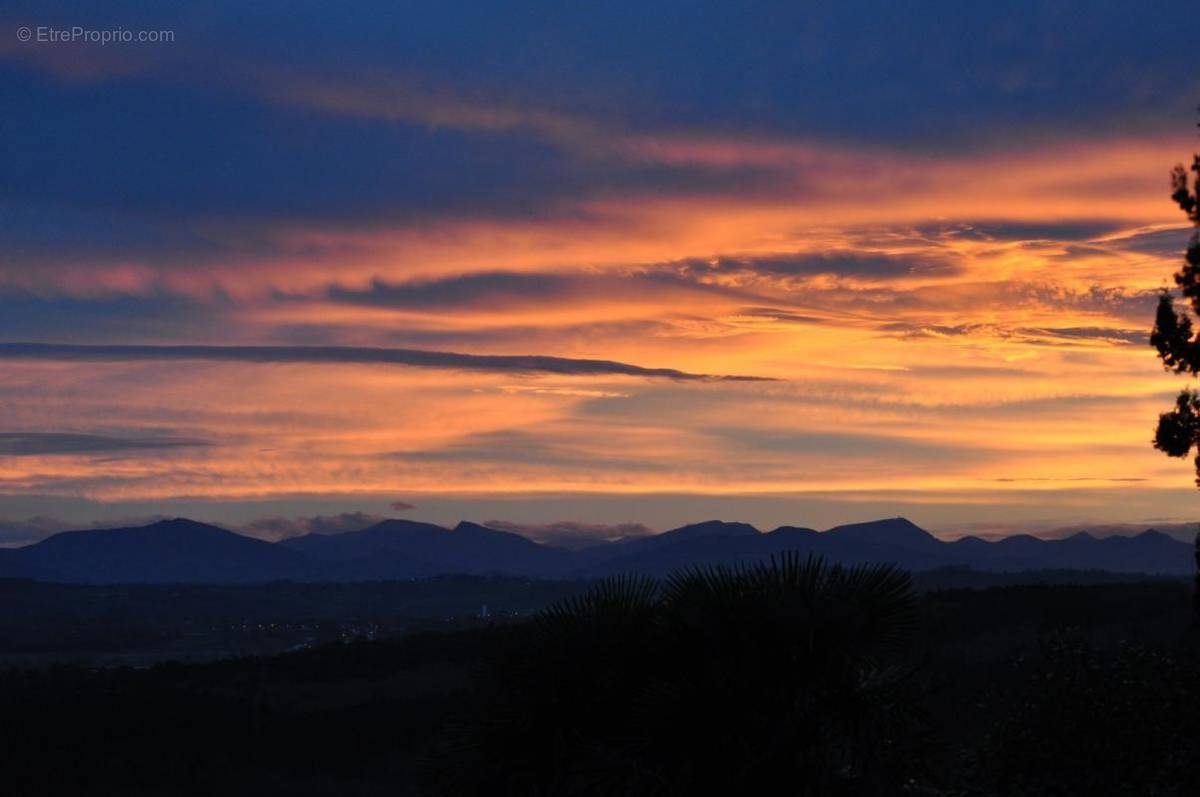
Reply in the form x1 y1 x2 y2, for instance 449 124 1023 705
2 2 1199 544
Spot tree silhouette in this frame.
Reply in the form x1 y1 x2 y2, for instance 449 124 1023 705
429 554 928 796
1147 121 1200 624
1150 120 1200 624
1151 125 1200 480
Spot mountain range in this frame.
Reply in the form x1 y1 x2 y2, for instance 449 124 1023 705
0 516 1192 584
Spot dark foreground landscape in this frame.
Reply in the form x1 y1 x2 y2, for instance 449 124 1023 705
3 517 1200 794
2 565 1199 795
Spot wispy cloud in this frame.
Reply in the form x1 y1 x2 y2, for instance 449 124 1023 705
236 511 385 541
0 342 770 381
482 519 654 549
0 432 208 456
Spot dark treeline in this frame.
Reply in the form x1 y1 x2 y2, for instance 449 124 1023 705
0 568 1174 662
1 560 1199 795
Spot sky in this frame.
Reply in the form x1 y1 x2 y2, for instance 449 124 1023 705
2 1 1200 545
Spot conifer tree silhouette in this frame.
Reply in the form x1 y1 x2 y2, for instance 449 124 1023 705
1149 114 1200 622
1151 117 1200 479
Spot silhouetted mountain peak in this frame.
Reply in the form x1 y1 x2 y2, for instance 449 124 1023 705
1134 529 1175 543
33 518 240 549
135 518 221 533
452 522 571 556
591 519 761 560
453 521 501 535
149 517 204 530
1065 531 1098 542
358 519 448 537
824 517 937 549
768 525 819 538
20 517 312 584
155 518 251 536
666 520 760 539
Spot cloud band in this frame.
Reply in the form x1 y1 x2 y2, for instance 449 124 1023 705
0 342 769 381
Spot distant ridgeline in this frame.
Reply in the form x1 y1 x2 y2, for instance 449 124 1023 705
0 516 1192 584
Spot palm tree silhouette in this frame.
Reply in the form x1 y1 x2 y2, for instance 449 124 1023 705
430 555 926 795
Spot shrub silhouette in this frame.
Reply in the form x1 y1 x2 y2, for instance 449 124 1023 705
430 554 927 795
